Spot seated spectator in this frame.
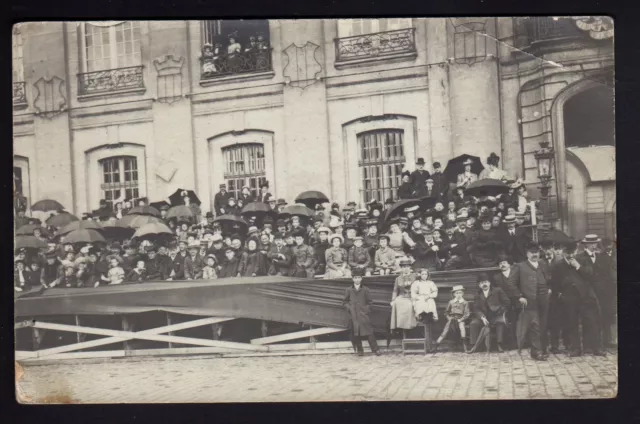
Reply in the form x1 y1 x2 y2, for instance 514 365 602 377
126 260 148 283
14 260 28 292
238 238 268 277
468 273 510 353
374 235 396 275
218 247 240 278
348 236 373 277
99 256 125 286
325 233 350 279
184 242 205 280
268 232 293 276
202 254 218 280
52 265 78 288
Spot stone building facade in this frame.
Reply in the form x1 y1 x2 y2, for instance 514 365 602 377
12 17 615 239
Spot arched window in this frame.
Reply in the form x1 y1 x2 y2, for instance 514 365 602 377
99 156 140 207
222 143 267 200
358 129 405 203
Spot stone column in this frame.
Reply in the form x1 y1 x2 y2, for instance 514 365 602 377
279 19 332 201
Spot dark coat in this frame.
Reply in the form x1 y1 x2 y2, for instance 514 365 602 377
343 285 375 336
507 260 550 307
473 287 511 319
218 257 240 278
147 255 171 280
313 241 330 275
498 227 529 263
171 252 188 280
126 268 149 283
410 169 431 194
431 171 449 200
411 238 442 271
468 228 503 267
214 191 230 215
552 258 597 301
238 250 269 277
184 254 205 280
397 182 414 200
267 244 293 275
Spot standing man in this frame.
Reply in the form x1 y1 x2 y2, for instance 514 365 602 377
431 162 449 201
258 181 272 203
397 171 414 200
499 214 528 263
553 242 605 357
579 234 616 348
410 158 431 198
507 241 551 361
342 267 382 356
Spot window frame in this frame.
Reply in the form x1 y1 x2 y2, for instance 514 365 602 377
80 22 142 73
337 18 413 37
12 27 24 83
357 129 406 204
221 143 267 200
99 155 141 208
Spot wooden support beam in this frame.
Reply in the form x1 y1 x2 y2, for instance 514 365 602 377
121 315 133 354
15 320 35 330
29 317 251 357
251 327 345 345
166 312 173 349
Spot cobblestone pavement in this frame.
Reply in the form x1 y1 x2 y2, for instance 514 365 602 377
18 349 617 403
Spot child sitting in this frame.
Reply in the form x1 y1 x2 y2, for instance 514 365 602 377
431 285 471 353
126 260 148 283
374 235 395 275
202 254 218 280
99 256 125 286
51 265 78 288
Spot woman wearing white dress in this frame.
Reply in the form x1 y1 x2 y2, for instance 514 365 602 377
481 152 509 181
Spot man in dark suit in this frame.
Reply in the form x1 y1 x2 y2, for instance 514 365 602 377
214 184 230 216
498 214 528 263
469 273 511 352
430 162 449 201
579 234 616 348
494 256 519 348
410 158 430 197
553 241 606 356
506 241 551 361
267 232 293 276
397 170 414 200
257 181 272 203
540 240 569 354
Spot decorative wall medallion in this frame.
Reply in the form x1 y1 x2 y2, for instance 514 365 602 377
32 76 67 119
153 54 185 104
573 16 614 40
450 18 488 66
282 42 322 89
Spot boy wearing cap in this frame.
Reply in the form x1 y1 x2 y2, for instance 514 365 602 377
343 267 381 356
267 232 293 276
431 285 471 353
374 235 396 275
348 236 373 277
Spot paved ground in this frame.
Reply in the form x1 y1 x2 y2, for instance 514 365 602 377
17 349 617 403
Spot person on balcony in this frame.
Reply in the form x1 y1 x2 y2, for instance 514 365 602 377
200 43 216 75
481 152 509 181
456 158 479 189
227 35 242 55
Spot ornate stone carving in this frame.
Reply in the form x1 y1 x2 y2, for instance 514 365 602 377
32 76 67 119
282 42 322 89
450 18 488 66
153 54 185 104
572 16 614 40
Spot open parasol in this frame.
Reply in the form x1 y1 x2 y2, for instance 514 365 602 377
538 228 573 246
15 235 48 250
383 198 422 223
63 229 107 244
166 205 195 221
126 215 164 229
133 222 173 239
279 204 314 219
214 214 248 226
16 224 50 237
241 201 271 216
56 220 103 236
149 200 171 211
418 196 438 211
168 189 201 206
46 212 79 228
99 220 135 240
31 199 65 212
443 154 484 183
294 191 329 209
126 205 161 217
465 178 509 198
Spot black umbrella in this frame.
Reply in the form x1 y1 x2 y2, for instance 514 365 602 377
31 199 65 212
467 324 491 354
538 229 573 246
168 189 201 206
16 224 50 237
418 196 437 211
214 214 248 235
295 191 329 209
150 200 171 210
383 198 422 223
279 204 314 219
241 201 271 216
465 178 509 198
99 220 135 240
443 154 484 184
56 220 103 236
126 205 161 217
15 235 48 250
64 229 107 244
46 212 79 228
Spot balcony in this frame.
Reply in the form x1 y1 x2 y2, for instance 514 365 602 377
200 49 274 85
13 81 27 108
334 28 417 68
77 65 145 99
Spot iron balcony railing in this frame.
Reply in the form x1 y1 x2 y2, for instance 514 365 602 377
200 48 273 80
78 65 145 96
13 81 26 105
335 28 416 62
514 17 584 48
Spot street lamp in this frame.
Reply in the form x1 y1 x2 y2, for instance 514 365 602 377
534 141 554 199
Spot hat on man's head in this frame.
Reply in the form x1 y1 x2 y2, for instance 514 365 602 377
398 217 409 225
45 251 58 259
317 226 330 234
582 234 601 244
433 162 442 169
331 202 340 209
525 240 540 252
273 232 286 240
187 241 200 250
353 236 364 241
160 204 170 211
219 183 226 189
277 198 287 206
416 157 426 165
347 201 357 208
385 198 395 205
276 219 286 227
426 178 434 183
145 245 157 253
292 228 306 238
366 218 378 227
456 213 468 222
503 214 516 224
263 216 274 224
205 212 214 218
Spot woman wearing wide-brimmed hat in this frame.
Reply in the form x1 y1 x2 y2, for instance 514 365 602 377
324 233 351 279
456 158 479 189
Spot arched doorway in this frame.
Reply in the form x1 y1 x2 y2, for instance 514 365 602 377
552 77 615 238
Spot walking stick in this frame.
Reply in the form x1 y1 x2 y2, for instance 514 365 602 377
516 303 526 355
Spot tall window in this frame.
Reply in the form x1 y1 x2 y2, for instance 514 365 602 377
222 143 267 200
13 167 23 196
12 27 24 82
100 156 140 207
337 18 412 37
358 130 405 204
84 22 141 72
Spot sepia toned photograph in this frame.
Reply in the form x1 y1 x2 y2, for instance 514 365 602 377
13 17 616 403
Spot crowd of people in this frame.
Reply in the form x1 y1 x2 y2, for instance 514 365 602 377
14 152 617 359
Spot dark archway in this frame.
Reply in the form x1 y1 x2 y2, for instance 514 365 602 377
563 85 614 148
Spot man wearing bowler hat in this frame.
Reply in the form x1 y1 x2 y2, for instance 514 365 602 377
410 158 431 197
431 161 449 201
506 240 551 361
